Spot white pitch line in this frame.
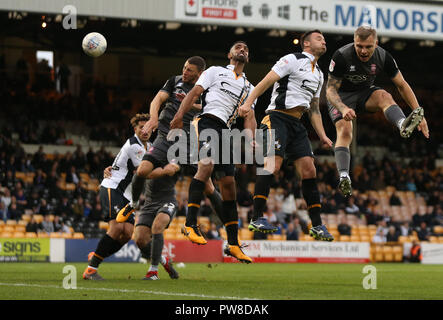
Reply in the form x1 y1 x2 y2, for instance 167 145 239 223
0 282 259 300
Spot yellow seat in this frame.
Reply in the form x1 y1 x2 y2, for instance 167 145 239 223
339 235 350 242
15 225 26 233
99 221 109 230
1 232 13 238
360 235 370 242
72 232 84 239
50 232 62 238
12 232 26 238
429 236 439 243
20 215 32 222
3 225 15 233
37 232 49 238
383 246 394 262
393 246 403 261
61 232 72 239
433 226 443 235
6 220 17 226
34 215 44 223
25 232 37 238
350 235 360 242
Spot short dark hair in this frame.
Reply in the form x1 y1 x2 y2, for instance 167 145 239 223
187 56 206 72
300 29 323 50
354 25 377 40
130 113 149 127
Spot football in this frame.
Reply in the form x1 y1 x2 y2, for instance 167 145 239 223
82 32 107 57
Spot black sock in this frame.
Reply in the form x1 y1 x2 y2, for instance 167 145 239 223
207 189 223 222
252 171 273 220
90 234 123 268
139 241 152 260
131 173 145 206
186 178 206 226
301 178 323 227
151 233 164 267
222 200 239 246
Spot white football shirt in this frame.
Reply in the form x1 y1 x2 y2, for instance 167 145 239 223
267 51 324 112
196 64 256 126
101 134 149 200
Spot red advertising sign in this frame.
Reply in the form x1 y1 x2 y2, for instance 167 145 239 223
202 7 237 19
163 240 223 262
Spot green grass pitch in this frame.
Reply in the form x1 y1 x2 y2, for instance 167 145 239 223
0 262 442 300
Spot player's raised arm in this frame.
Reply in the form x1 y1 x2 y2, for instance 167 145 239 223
326 75 356 121
170 85 205 129
238 70 280 117
391 71 429 138
308 97 333 149
143 91 169 136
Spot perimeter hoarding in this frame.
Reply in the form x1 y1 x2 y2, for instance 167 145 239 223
0 238 50 262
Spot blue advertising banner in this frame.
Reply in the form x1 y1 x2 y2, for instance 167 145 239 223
65 239 141 262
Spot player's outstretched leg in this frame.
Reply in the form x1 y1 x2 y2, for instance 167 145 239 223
400 107 424 138
182 178 207 245
248 170 278 233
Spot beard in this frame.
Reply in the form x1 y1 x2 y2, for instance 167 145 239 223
232 54 248 63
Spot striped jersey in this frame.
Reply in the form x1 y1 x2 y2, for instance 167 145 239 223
101 134 150 201
267 51 324 112
196 64 256 127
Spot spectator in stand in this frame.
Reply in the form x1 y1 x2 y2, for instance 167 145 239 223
345 196 360 216
56 195 73 218
409 240 422 262
72 196 85 220
338 214 352 236
88 201 103 221
286 219 300 240
400 222 412 237
40 215 54 234
372 227 387 243
206 222 222 240
386 225 399 242
25 215 40 233
0 202 6 222
7 202 22 221
389 192 403 206
416 222 430 241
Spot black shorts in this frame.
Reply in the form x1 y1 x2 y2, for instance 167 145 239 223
143 132 172 169
99 186 134 224
192 115 235 178
260 111 313 162
327 85 382 123
136 199 178 229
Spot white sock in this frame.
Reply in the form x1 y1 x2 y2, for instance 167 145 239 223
161 255 167 265
398 119 405 129
149 265 158 272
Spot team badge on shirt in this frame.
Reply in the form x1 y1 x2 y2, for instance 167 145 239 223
329 60 335 72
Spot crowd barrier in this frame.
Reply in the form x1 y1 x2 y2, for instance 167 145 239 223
1 238 442 264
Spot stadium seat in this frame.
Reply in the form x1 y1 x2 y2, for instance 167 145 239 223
98 221 109 230
339 235 350 242
398 236 409 243
374 246 384 262
383 246 394 262
219 228 227 240
360 235 370 242
33 215 44 223
61 232 73 239
3 226 15 233
15 225 26 233
72 232 85 239
240 228 254 240
17 219 28 226
6 220 17 226
25 232 37 238
1 232 13 238
438 237 443 244
393 246 403 262
12 232 25 238
433 226 443 235
20 215 32 223
50 232 62 238
37 232 49 238
350 235 360 242
429 236 439 243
